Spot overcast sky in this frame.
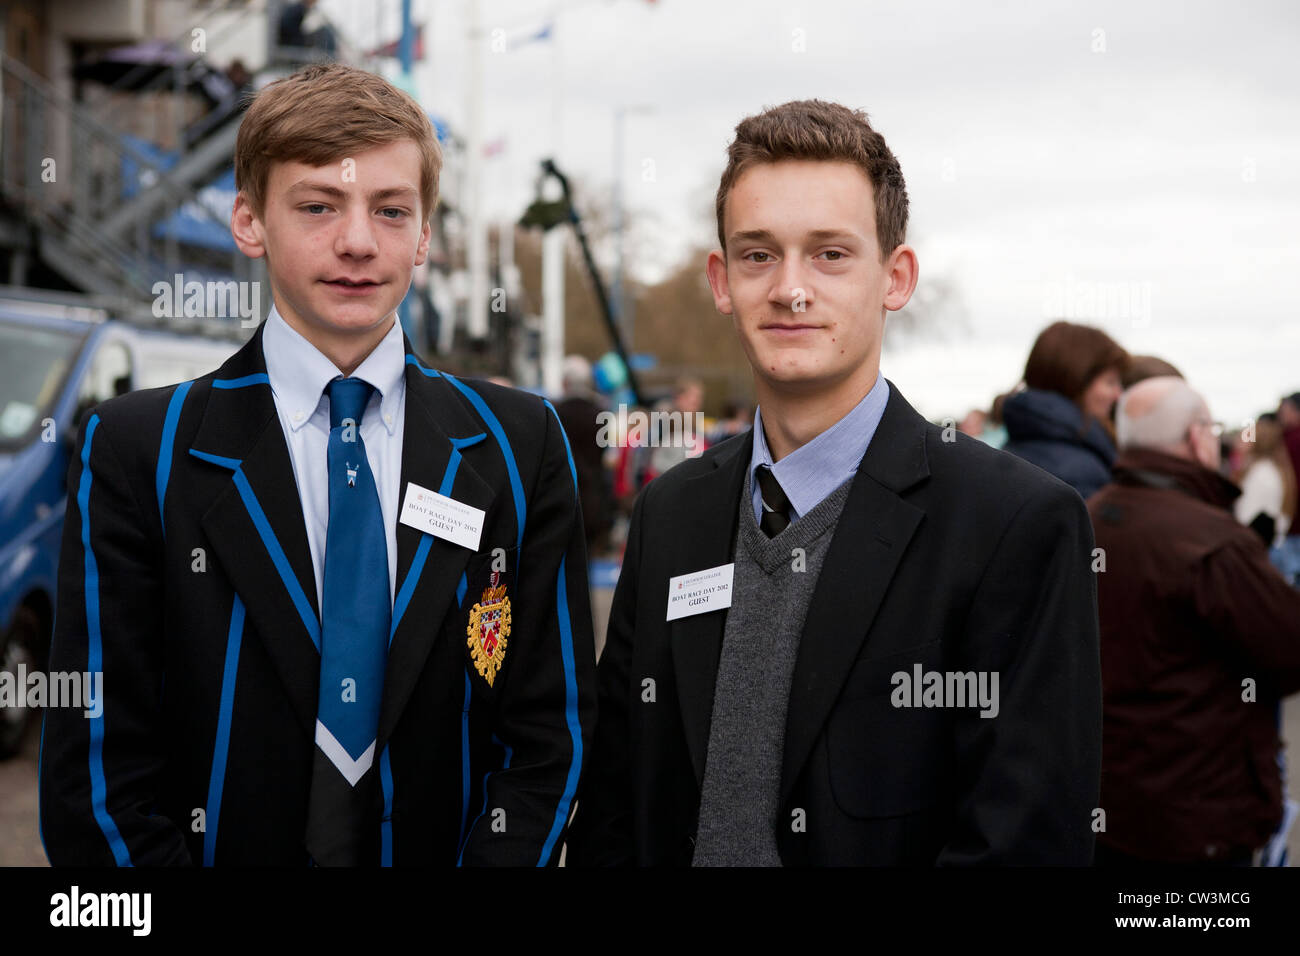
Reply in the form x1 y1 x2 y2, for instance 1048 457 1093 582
332 0 1300 424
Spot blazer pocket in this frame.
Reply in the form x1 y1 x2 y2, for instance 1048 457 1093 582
826 640 952 818
837 639 944 702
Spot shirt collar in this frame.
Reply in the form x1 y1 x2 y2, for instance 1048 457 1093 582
262 303 406 435
750 371 889 518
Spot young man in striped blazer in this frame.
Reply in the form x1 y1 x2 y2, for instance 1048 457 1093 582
40 64 595 866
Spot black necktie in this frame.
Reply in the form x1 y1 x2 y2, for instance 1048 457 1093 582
755 464 792 537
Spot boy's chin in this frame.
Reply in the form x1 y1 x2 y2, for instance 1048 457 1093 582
752 351 835 387
309 304 396 334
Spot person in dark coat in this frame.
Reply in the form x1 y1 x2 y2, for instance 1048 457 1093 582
569 99 1101 867
554 355 612 557
1087 376 1300 865
1002 321 1127 499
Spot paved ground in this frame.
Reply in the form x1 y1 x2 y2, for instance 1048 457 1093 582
1279 694 1300 863
4 584 1298 866
0 717 44 866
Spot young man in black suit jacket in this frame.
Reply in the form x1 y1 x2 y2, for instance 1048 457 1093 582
568 100 1101 866
40 64 595 866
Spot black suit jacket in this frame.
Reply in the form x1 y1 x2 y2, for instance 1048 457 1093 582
40 323 596 865
568 381 1101 865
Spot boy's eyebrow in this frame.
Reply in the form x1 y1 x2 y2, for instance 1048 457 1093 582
729 228 777 245
286 180 419 202
805 228 864 243
729 227 864 245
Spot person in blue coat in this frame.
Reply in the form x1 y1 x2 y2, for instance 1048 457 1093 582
1002 321 1128 500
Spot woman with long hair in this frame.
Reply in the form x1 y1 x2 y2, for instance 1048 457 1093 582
1001 321 1129 499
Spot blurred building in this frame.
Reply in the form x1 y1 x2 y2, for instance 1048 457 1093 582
0 2 492 354
0 1 319 302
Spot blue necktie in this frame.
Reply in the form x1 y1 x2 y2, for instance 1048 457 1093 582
305 377 391 864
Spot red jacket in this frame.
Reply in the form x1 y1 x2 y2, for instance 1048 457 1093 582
1087 448 1300 862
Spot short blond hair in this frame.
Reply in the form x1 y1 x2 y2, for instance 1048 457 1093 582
234 63 442 223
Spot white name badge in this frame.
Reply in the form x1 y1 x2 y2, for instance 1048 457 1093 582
666 563 735 622
399 482 485 551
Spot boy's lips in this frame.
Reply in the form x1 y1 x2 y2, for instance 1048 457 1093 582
761 322 822 335
322 277 383 295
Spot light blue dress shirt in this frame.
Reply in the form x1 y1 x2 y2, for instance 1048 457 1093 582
750 372 890 524
262 304 406 607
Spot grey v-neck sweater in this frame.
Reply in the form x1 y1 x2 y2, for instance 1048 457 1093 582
691 469 854 866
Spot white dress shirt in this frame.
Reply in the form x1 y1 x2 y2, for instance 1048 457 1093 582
261 304 406 608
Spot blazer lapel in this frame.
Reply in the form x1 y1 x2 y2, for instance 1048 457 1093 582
670 435 751 786
779 380 930 809
376 353 495 752
189 325 322 738
189 333 495 747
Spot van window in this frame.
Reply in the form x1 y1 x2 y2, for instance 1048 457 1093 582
78 339 133 407
0 320 86 449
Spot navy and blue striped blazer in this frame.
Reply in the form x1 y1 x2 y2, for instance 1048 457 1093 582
39 321 596 865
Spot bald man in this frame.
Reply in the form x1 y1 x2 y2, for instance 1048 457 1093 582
1087 376 1300 865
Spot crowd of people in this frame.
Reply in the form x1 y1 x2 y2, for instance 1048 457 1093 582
957 321 1300 581
932 320 1300 865
551 358 754 559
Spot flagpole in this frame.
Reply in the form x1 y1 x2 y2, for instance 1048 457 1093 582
465 0 489 340
541 3 566 397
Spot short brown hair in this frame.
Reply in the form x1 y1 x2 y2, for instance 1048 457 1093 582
234 63 442 223
1023 321 1128 405
1121 354 1182 389
715 99 908 260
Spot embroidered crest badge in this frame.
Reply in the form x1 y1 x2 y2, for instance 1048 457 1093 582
467 570 510 686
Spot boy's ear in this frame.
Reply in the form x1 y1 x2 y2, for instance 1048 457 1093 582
230 192 267 259
414 220 431 267
706 248 733 315
881 243 919 313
